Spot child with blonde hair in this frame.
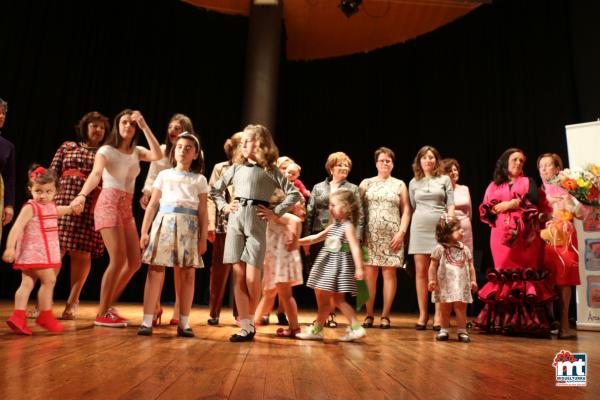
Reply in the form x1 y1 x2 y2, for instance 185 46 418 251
297 189 366 341
210 124 301 342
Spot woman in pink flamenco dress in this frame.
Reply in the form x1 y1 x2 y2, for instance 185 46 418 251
475 148 553 336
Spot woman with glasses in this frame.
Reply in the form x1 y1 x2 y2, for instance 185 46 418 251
359 147 411 329
303 151 364 328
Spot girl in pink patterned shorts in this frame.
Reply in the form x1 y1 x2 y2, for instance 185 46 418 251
3 165 75 335
71 109 162 328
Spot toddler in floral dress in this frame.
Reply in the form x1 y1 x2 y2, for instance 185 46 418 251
428 216 478 342
3 165 75 335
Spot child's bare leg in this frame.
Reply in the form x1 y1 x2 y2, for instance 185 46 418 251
333 292 359 325
154 267 166 315
254 288 277 323
36 268 57 311
142 265 165 326
276 283 299 330
245 264 262 316
453 302 467 330
233 262 250 319
172 267 182 320
314 289 333 326
439 303 452 329
177 267 195 329
15 271 36 310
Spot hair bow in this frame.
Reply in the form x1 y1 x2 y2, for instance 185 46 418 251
441 213 453 224
30 166 46 180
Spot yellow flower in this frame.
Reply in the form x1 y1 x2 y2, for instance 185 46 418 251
576 177 592 189
591 164 600 176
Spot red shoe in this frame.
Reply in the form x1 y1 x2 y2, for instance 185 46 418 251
152 308 163 327
276 327 301 338
107 306 129 322
36 310 65 333
94 310 128 328
169 319 179 326
6 310 32 335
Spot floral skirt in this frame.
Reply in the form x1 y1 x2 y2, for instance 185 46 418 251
142 211 204 268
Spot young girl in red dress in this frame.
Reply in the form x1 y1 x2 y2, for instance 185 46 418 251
3 165 75 335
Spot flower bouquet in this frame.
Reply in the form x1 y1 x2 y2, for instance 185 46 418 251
550 164 600 208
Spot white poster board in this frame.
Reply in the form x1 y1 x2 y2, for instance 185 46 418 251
565 120 600 331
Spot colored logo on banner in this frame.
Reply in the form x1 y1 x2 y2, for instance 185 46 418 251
552 350 587 387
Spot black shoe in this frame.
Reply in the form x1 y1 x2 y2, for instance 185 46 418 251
276 312 289 326
207 317 219 326
137 325 153 336
177 326 195 338
229 329 254 342
432 325 442 332
436 331 449 341
326 313 338 328
362 316 374 328
415 323 426 331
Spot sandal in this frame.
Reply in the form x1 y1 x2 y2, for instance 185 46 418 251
362 316 374 328
276 327 301 338
380 316 391 329
326 313 338 328
61 302 79 320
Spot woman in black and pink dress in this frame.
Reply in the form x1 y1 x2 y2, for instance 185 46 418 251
50 111 109 319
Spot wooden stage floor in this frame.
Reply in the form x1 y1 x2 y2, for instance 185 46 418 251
0 301 597 400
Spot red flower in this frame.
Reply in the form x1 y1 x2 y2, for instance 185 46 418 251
587 186 599 201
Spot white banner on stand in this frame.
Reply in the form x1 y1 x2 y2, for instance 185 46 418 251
565 120 600 331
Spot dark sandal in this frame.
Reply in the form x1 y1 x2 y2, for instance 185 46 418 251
326 313 338 328
380 316 391 329
362 316 374 328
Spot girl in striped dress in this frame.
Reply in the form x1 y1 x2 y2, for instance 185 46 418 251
297 189 366 342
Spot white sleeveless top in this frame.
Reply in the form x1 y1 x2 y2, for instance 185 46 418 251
97 145 142 193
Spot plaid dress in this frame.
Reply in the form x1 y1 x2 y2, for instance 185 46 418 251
50 141 104 258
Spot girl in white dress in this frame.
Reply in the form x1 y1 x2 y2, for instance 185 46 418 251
138 132 208 337
428 216 477 342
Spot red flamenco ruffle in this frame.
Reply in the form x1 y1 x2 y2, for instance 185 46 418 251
474 267 556 336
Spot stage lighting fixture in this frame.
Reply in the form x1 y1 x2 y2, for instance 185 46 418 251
339 0 362 18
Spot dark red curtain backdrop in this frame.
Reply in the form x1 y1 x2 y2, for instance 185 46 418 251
1 0 599 311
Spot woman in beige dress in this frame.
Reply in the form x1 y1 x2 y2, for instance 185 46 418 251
360 147 411 328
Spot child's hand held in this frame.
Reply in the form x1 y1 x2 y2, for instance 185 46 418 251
428 280 437 291
198 240 207 256
2 249 15 263
470 280 478 292
140 234 149 250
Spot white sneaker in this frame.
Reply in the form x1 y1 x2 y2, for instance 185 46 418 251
296 325 324 340
339 326 366 342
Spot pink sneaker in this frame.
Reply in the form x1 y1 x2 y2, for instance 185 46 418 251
95 310 128 328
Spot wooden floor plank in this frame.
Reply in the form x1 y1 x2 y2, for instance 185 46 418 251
0 301 598 400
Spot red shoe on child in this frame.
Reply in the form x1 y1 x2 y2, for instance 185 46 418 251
36 310 64 333
7 310 33 335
